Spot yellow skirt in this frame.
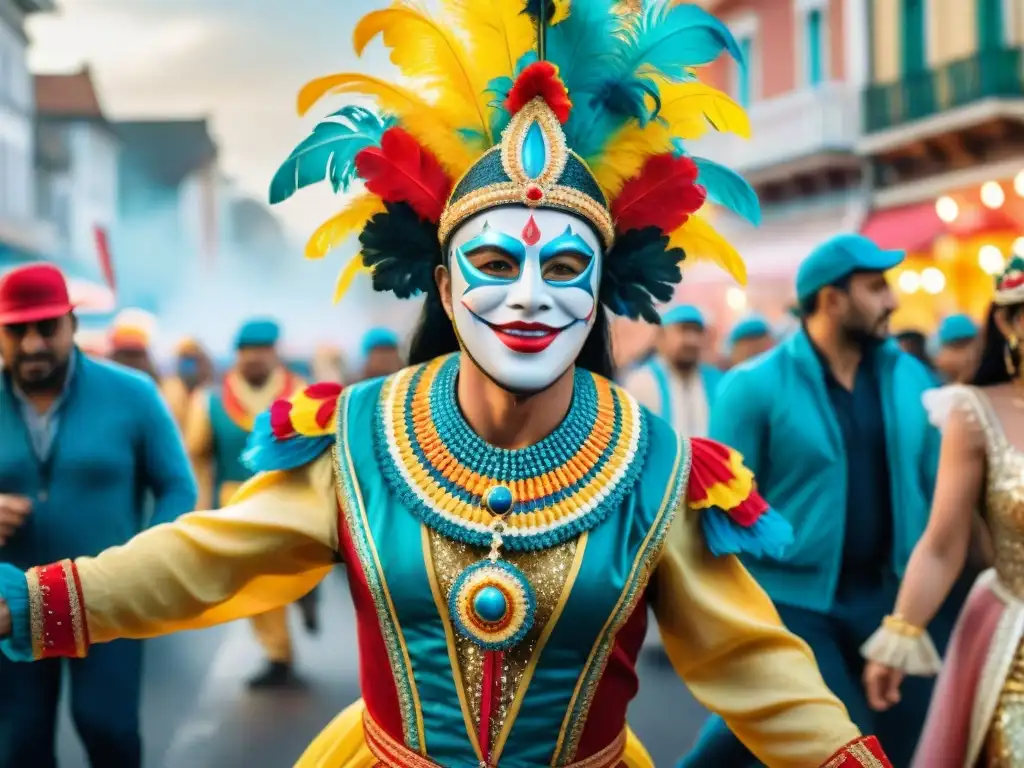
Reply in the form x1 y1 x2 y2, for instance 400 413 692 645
296 699 654 767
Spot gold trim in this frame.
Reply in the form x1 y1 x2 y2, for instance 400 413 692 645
500 98 568 188
821 739 887 768
438 181 615 248
551 436 687 764
490 531 590 764
60 560 86 658
420 524 484 762
337 380 427 752
25 567 42 660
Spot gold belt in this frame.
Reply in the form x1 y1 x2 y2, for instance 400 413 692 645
362 710 627 768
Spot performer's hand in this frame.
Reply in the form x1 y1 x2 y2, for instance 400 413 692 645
863 661 904 711
0 495 31 546
0 599 9 638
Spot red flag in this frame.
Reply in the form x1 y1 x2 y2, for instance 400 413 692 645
93 226 116 294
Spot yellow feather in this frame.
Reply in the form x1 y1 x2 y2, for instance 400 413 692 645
669 215 748 285
305 194 386 259
659 81 751 140
589 121 674 200
296 73 477 179
442 0 535 89
552 0 572 24
353 2 492 144
332 254 372 304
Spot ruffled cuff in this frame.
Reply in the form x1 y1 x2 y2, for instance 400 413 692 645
0 563 32 662
860 624 942 676
242 383 341 473
820 736 892 767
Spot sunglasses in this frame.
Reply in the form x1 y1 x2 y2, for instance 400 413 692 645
4 318 61 339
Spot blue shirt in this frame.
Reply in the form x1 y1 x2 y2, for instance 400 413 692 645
11 353 76 461
816 346 893 584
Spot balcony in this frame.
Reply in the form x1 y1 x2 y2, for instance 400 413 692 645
863 46 1024 136
690 83 861 186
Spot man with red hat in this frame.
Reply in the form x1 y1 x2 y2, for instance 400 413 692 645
0 263 196 768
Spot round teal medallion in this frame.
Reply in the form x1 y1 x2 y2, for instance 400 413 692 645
484 485 514 516
473 586 508 624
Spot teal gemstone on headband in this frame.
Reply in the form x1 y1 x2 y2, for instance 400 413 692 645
522 122 546 179
473 586 508 624
484 485 514 516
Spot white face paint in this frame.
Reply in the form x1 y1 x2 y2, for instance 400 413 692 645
447 205 602 393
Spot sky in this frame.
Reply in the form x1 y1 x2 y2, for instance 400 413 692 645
28 0 393 241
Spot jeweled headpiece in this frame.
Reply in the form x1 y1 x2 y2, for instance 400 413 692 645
995 255 1024 306
270 0 761 323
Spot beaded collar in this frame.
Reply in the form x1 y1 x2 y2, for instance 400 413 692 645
374 354 648 552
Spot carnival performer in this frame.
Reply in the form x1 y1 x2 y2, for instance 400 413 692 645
861 257 1024 766
621 304 722 439
0 3 890 766
681 233 967 767
183 317 314 689
0 264 196 768
359 327 404 380
162 337 215 428
726 312 774 368
933 313 980 385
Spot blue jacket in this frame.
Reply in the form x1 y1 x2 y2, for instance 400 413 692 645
710 329 940 612
0 352 197 569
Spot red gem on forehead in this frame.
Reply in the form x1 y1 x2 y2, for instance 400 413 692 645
525 184 544 202
522 216 541 246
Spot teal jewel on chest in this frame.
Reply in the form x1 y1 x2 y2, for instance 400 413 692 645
473 586 507 623
448 560 536 652
484 484 514 517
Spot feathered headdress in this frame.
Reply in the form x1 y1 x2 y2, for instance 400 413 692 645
995 255 1024 306
270 0 761 324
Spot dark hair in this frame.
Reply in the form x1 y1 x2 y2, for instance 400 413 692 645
972 302 1024 386
408 291 616 380
799 273 855 317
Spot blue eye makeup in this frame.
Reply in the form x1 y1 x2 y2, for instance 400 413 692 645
539 226 596 295
454 225 526 291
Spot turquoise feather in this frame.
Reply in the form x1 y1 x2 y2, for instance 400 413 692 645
624 2 744 78
694 157 762 226
268 105 392 205
242 411 333 473
701 505 794 559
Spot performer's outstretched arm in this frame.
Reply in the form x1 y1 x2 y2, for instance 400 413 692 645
654 437 889 767
0 452 337 662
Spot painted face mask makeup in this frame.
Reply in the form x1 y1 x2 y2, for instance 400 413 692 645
447 205 602 393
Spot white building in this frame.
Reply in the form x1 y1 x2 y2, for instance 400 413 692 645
0 0 56 256
34 67 117 312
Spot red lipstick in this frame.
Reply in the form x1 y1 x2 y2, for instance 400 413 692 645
490 320 563 354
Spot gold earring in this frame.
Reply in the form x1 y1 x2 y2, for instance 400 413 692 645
1006 335 1019 377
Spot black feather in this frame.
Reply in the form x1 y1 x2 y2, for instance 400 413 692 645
523 0 555 22
600 227 686 323
359 202 441 299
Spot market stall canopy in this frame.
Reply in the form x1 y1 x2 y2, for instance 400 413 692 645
863 201 1021 252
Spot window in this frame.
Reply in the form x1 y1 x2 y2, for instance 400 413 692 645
901 0 926 75
978 0 1004 51
805 8 825 86
735 36 753 107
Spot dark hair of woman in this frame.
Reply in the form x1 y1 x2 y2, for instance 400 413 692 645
407 289 617 380
972 302 1024 386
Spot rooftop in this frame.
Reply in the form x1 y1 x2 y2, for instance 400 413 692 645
115 119 219 187
34 68 105 119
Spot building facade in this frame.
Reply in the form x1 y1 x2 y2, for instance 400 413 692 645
0 0 55 258
859 0 1024 331
613 0 872 366
33 67 118 313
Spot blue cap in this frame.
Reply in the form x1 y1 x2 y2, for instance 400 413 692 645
728 314 772 344
937 314 978 345
361 327 399 357
795 234 904 303
661 304 705 328
235 318 280 349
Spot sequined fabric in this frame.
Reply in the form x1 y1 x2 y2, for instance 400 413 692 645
958 390 1024 765
428 529 576 747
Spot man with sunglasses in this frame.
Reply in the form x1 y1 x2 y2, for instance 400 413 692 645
0 263 196 768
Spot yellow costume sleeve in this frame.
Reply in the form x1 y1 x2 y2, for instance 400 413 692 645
160 376 190 429
18 452 338 659
651 505 860 768
184 388 215 510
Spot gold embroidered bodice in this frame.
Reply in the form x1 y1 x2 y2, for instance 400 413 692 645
963 388 1024 599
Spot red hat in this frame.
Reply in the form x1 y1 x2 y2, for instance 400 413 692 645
0 264 74 325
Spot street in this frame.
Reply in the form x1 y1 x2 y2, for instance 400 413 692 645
56 569 708 768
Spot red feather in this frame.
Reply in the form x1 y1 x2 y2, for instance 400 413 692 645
354 127 452 223
611 154 707 234
505 61 572 124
